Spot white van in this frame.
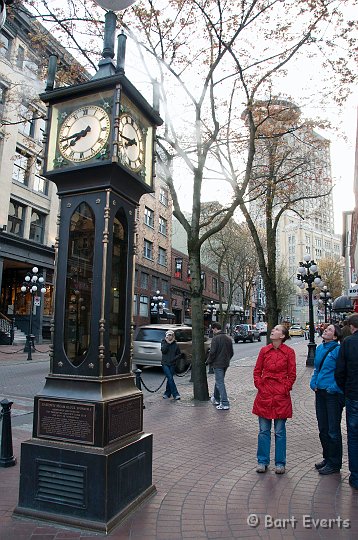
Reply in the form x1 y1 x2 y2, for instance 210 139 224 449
256 322 267 335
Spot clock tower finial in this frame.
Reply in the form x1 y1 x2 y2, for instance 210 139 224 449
92 10 117 80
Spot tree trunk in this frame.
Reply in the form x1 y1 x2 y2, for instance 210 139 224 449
188 247 209 401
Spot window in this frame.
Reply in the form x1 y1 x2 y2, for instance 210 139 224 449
7 200 25 236
0 82 7 116
159 187 169 206
162 280 169 294
133 294 138 316
0 31 12 59
17 45 24 68
212 277 218 294
29 210 45 243
144 239 153 260
140 272 149 289
18 103 35 137
12 151 30 185
201 271 206 289
174 258 183 279
144 206 154 228
158 247 167 266
139 295 149 317
159 216 167 236
152 276 159 291
33 160 49 195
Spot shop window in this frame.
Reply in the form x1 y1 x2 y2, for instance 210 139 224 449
139 295 148 317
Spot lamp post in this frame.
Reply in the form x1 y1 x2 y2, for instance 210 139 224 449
150 289 164 323
319 286 331 323
295 255 323 366
20 267 46 361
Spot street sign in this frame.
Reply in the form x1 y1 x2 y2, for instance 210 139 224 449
348 287 358 298
34 296 41 306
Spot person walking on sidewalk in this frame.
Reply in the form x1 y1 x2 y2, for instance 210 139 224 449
253 325 296 474
310 324 344 475
335 314 358 490
206 322 233 410
161 330 182 400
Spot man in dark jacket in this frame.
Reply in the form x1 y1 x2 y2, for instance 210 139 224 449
161 330 182 400
206 322 234 410
335 314 358 490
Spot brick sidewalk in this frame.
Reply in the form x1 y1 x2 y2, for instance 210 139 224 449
0 344 50 365
0 339 357 539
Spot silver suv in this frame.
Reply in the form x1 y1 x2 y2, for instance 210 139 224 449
133 324 211 369
233 324 261 343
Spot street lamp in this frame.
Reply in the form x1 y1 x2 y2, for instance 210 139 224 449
319 286 331 323
20 267 47 361
150 289 164 323
295 255 324 366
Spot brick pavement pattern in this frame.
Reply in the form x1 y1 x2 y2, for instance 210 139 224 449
0 340 357 539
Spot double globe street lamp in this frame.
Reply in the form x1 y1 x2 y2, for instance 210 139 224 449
319 286 332 324
150 289 164 323
295 255 324 366
21 267 47 361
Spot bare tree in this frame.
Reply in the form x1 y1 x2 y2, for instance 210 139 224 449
318 256 344 299
20 0 357 400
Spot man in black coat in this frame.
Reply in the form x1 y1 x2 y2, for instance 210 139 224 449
335 314 358 490
206 322 234 410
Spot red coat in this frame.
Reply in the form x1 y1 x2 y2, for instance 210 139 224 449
252 343 296 419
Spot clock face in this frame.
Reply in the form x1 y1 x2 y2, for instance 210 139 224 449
118 113 144 171
58 105 111 162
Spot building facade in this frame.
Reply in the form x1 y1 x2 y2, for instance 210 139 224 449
0 9 85 342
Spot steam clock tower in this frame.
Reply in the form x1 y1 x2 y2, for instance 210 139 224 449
15 7 162 533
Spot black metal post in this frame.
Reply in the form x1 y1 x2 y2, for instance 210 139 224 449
307 282 316 366
0 399 16 467
295 257 322 367
25 294 35 361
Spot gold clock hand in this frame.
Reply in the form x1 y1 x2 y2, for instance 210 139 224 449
61 126 91 143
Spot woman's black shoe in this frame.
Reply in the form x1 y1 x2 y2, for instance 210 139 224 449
318 465 340 475
315 460 326 470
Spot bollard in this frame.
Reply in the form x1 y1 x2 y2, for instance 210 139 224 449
0 399 16 467
133 368 142 391
133 368 145 409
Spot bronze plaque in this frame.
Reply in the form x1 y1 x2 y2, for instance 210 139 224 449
37 399 95 445
108 396 142 443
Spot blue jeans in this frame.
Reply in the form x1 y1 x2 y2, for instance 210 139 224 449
162 364 180 398
346 398 358 487
315 390 344 469
257 417 286 466
213 367 229 407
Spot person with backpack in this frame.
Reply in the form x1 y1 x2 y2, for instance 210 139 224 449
310 324 344 475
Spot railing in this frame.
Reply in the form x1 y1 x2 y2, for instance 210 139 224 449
0 312 14 345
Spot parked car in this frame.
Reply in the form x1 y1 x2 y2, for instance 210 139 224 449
289 324 304 337
133 324 211 369
233 324 261 343
256 322 267 335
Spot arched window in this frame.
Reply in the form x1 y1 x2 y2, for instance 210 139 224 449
64 202 94 366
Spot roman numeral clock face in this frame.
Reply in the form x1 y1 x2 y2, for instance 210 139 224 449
118 113 144 171
58 105 111 162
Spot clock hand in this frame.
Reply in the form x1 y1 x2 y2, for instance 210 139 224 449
60 126 91 144
120 134 137 147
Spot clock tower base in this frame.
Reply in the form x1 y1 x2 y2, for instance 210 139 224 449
14 432 155 533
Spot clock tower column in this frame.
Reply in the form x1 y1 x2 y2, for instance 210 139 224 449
15 9 163 533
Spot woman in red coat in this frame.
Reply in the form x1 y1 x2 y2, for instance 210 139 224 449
253 325 297 474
